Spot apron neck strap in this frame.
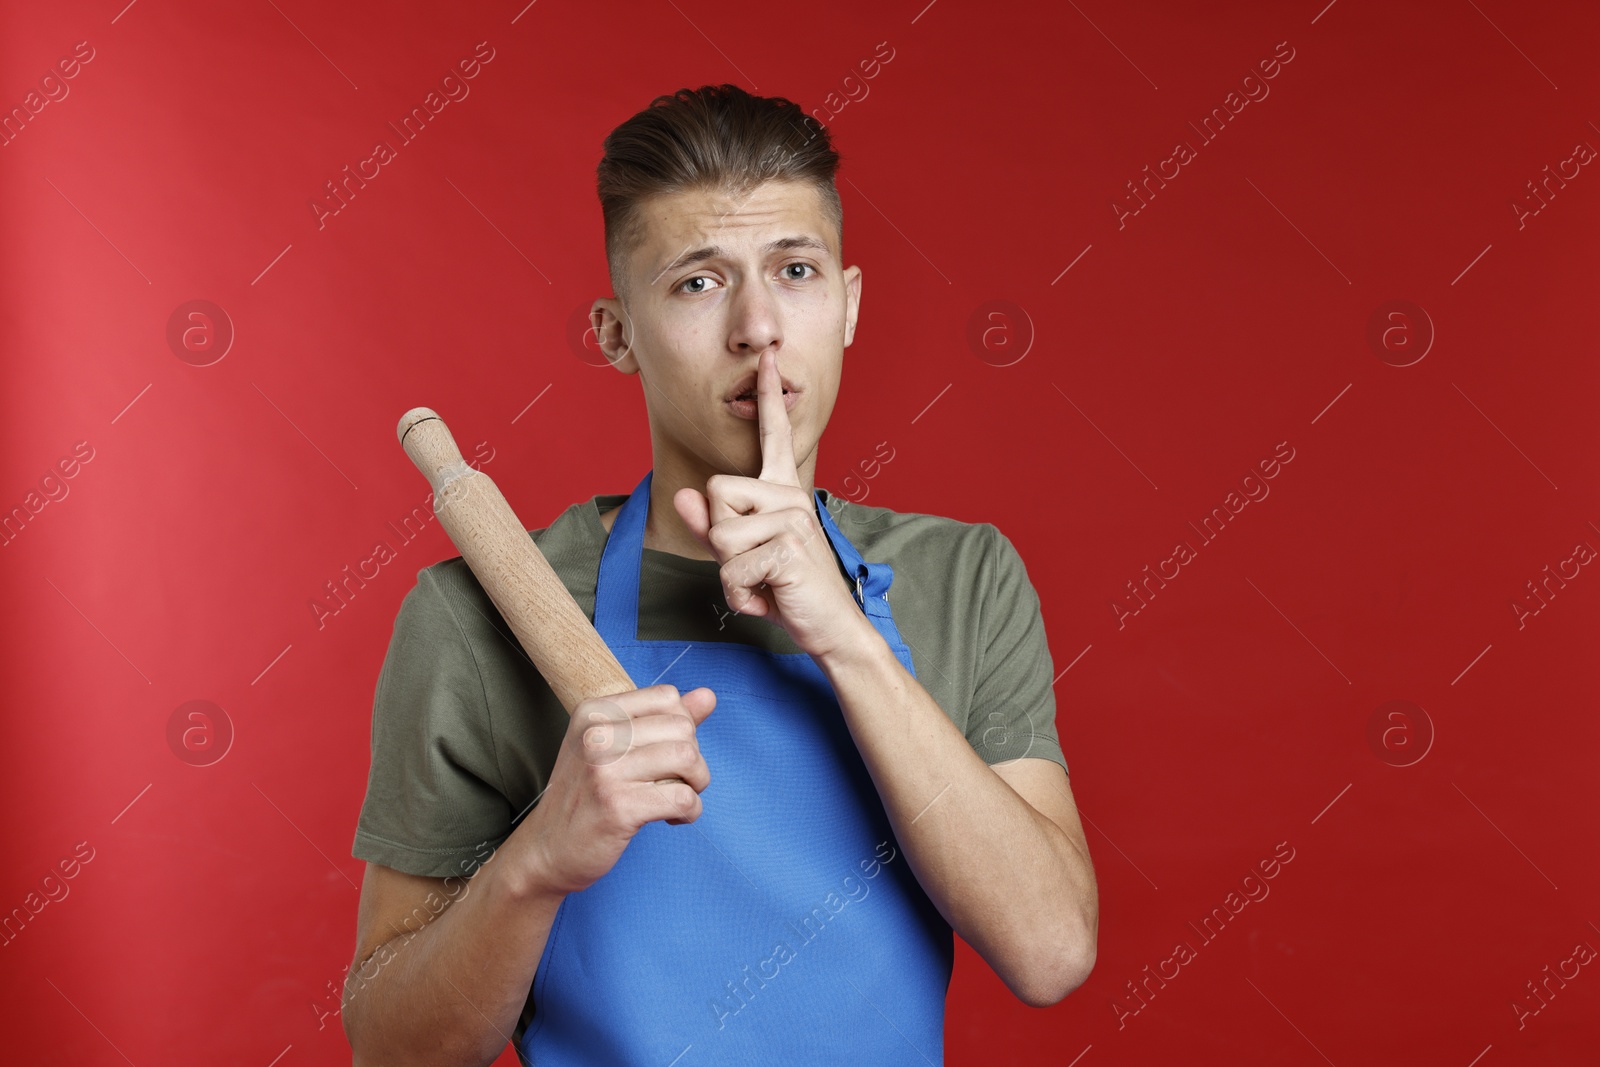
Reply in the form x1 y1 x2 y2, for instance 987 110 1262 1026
593 470 904 646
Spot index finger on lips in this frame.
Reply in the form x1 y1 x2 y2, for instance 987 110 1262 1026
756 349 800 487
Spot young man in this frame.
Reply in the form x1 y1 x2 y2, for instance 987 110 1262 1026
345 84 1096 1066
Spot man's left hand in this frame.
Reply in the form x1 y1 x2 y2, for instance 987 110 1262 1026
675 349 865 660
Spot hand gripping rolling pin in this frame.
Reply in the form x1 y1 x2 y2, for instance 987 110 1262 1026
397 407 689 802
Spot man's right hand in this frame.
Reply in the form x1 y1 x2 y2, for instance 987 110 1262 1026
518 684 716 897
345 686 715 1064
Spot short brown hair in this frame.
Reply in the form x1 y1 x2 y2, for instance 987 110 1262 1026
596 84 842 301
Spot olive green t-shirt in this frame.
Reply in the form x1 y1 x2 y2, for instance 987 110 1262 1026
351 489 1067 881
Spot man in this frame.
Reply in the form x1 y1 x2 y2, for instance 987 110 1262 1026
345 83 1097 1066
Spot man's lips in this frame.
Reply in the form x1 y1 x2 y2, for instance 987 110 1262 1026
723 390 799 419
722 369 800 402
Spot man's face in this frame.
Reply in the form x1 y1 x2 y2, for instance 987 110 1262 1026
591 179 861 485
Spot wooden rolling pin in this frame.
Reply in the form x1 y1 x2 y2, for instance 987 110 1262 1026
397 406 638 716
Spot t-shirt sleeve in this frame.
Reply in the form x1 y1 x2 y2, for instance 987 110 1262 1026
965 524 1069 776
351 565 516 878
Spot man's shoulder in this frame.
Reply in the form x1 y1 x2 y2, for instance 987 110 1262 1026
818 488 999 568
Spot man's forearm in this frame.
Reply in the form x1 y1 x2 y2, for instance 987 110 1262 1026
815 614 1096 1005
344 858 562 1066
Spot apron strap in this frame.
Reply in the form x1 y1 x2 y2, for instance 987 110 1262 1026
591 469 653 645
813 490 907 647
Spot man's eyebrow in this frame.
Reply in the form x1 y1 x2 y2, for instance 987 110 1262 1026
657 234 832 278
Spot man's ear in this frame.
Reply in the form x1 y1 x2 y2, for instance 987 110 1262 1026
842 264 862 348
591 297 638 373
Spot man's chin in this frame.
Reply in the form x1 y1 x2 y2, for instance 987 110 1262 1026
714 445 785 481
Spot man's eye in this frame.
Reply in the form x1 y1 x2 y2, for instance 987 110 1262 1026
679 276 720 294
784 263 817 280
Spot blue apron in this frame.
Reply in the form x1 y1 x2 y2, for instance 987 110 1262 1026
520 469 953 1065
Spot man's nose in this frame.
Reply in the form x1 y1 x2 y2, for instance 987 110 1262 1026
727 279 781 352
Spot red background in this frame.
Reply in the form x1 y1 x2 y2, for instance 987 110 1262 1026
2 1 1597 1064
